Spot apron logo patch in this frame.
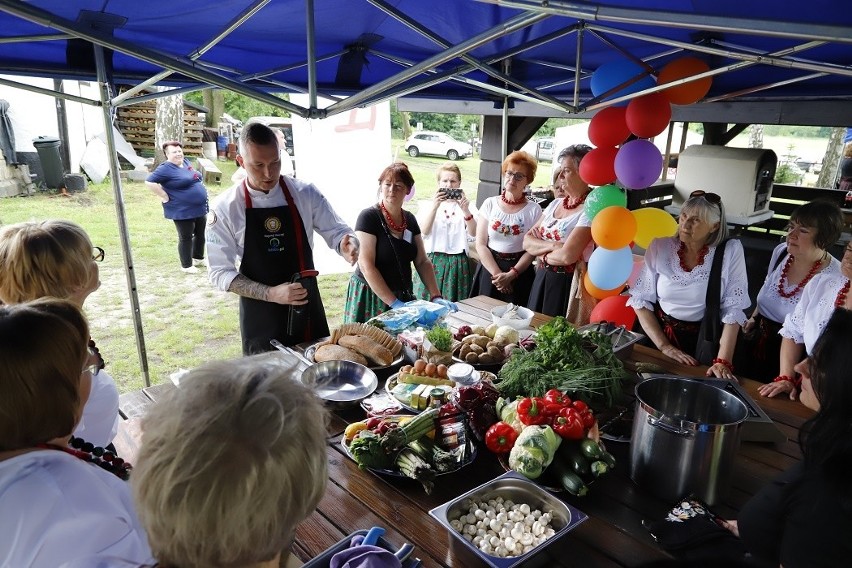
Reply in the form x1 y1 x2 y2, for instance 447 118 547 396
265 216 282 232
206 211 217 226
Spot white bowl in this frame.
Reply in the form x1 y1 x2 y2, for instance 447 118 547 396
490 305 534 330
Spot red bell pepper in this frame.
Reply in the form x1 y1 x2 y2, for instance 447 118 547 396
544 388 571 407
543 402 564 419
485 422 519 454
571 400 589 412
580 408 596 429
553 407 585 440
517 397 549 425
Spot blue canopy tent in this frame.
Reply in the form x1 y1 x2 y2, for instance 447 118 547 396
0 0 850 383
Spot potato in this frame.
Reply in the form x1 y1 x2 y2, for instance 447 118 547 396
478 353 497 364
487 345 503 359
464 352 480 364
469 344 484 355
486 341 498 350
459 344 471 359
473 336 491 349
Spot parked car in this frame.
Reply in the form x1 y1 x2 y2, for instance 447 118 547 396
404 131 472 160
534 137 556 162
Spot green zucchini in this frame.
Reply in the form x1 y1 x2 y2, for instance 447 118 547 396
599 450 616 469
381 407 439 452
557 441 591 477
579 438 604 460
590 460 609 477
548 457 588 496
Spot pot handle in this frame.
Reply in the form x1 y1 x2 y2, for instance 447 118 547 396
647 415 693 438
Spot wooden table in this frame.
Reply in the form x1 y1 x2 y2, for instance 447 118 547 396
116 296 813 567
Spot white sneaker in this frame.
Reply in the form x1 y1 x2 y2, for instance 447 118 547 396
193 258 206 267
181 266 200 274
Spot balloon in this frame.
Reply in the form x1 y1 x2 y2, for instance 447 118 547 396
587 246 633 291
585 184 627 220
631 207 678 248
591 206 637 250
588 107 630 148
615 140 663 190
658 57 712 105
584 272 624 300
625 92 672 139
590 60 657 106
579 146 618 186
404 183 416 202
590 295 637 328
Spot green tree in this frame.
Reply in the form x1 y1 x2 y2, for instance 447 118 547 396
184 90 290 122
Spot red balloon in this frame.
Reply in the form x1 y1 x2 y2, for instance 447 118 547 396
625 93 672 139
589 295 636 328
658 57 712 105
588 107 630 148
579 146 618 186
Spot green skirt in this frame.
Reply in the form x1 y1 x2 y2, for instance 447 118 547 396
343 274 391 324
414 251 472 302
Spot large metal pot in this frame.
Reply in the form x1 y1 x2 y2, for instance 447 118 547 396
629 377 749 505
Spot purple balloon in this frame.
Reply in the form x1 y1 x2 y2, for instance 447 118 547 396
615 140 663 190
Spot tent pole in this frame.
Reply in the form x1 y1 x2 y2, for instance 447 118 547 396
94 44 151 387
305 0 317 112
501 59 510 164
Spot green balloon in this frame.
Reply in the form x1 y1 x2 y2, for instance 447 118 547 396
584 184 627 220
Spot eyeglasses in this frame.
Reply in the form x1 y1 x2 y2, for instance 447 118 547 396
82 347 100 376
690 190 722 205
504 171 527 182
92 246 105 262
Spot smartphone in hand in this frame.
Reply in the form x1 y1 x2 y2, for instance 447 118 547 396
441 187 462 200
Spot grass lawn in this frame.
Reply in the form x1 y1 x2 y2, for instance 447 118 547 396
2 147 545 393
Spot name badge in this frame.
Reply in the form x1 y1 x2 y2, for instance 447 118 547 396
403 229 413 243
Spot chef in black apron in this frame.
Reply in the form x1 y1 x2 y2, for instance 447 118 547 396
239 177 330 354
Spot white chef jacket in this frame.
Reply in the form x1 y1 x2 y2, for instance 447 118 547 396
477 197 541 254
756 242 841 324
780 271 849 354
74 368 120 448
206 176 353 291
627 236 750 324
0 450 153 567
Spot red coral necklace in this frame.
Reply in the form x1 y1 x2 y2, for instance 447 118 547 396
379 201 407 232
562 191 588 210
501 191 526 205
835 279 851 308
777 255 823 299
677 241 709 272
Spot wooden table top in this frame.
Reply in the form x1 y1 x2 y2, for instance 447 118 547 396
116 296 813 567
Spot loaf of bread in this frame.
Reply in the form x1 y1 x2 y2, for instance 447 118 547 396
330 323 403 358
338 334 394 366
313 343 369 366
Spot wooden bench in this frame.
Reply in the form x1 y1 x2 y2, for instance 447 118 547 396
196 157 222 185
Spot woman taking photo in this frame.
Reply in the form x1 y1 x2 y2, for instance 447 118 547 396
524 144 594 316
761 240 852 400
737 200 843 382
723 308 852 567
627 191 749 379
414 163 477 302
472 150 542 305
145 141 209 274
0 220 119 449
344 162 450 323
0 299 152 566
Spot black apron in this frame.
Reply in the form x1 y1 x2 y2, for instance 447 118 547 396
239 178 329 354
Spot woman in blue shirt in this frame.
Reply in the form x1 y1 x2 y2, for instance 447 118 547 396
145 141 210 274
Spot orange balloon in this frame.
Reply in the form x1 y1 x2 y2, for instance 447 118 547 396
657 57 712 105
591 206 637 250
584 271 624 300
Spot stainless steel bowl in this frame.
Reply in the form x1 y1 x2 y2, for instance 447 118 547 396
429 471 587 568
301 359 378 403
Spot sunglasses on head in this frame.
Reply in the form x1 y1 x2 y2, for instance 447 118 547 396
690 190 722 205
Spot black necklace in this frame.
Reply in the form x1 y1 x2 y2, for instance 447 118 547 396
38 435 132 480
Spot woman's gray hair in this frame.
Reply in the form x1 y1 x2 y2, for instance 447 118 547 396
680 193 729 247
132 354 329 567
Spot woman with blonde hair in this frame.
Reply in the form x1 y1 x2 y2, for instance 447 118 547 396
0 219 119 448
472 150 542 305
132 355 328 568
0 299 152 566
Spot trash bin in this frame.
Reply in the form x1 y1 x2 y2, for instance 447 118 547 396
32 136 64 189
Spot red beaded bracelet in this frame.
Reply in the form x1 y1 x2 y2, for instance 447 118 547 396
509 266 519 276
773 374 801 388
712 357 734 372
463 214 474 221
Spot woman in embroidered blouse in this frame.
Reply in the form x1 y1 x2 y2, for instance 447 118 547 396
627 191 749 379
344 162 444 323
0 220 119 449
414 163 477 301
736 200 843 383
524 144 594 316
760 240 852 400
472 150 542 306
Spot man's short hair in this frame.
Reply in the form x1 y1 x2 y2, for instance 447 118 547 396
238 121 277 156
132 355 329 567
0 299 89 451
0 220 95 304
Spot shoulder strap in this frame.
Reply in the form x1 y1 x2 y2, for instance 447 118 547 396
772 246 787 272
703 239 729 340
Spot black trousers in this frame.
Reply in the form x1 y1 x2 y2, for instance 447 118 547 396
173 216 206 268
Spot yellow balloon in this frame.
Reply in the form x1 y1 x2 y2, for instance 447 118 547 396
632 207 678 249
591 206 637 250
